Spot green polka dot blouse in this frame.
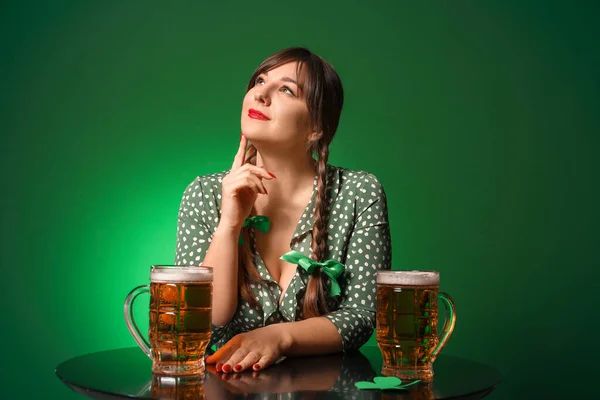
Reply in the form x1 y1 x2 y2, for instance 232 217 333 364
174 164 392 351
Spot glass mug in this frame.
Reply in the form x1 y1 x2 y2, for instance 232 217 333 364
376 270 456 382
124 266 213 375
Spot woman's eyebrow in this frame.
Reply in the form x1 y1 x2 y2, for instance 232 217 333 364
261 72 298 86
280 76 298 85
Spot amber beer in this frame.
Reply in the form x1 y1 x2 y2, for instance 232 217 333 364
125 266 213 375
376 271 456 382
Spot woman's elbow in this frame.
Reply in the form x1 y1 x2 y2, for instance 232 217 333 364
212 314 233 327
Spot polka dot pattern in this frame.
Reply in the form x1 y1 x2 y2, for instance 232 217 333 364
174 164 391 351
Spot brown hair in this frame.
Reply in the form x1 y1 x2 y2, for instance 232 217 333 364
238 47 344 318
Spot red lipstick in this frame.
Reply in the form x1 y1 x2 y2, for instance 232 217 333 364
249 108 270 121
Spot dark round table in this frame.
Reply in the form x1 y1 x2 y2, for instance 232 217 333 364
55 346 501 399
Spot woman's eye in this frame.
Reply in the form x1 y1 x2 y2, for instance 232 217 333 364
281 86 295 96
255 77 265 85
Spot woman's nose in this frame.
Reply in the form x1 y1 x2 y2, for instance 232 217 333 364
253 89 271 106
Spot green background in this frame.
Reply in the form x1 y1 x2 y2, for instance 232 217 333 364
1 1 598 399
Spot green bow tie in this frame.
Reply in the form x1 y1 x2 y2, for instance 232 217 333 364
280 250 345 296
239 215 271 244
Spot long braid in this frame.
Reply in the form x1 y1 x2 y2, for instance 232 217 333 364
303 141 331 318
238 143 260 307
244 143 258 165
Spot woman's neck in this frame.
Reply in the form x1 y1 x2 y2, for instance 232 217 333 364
254 148 317 203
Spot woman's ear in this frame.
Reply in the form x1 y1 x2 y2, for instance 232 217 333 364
308 130 323 143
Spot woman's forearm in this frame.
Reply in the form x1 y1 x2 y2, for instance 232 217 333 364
273 317 343 357
202 223 240 326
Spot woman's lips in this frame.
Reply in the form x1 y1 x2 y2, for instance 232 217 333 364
248 109 270 121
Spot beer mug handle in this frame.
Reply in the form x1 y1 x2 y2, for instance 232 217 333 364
431 292 456 361
124 285 152 359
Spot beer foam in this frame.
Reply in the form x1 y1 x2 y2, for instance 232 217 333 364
150 266 213 283
377 270 439 286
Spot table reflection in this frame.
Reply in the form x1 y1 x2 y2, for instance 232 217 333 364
56 347 499 400
137 351 378 399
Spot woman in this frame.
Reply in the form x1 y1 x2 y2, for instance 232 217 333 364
175 47 391 374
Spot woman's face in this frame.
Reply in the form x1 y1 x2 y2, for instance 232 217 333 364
241 62 313 149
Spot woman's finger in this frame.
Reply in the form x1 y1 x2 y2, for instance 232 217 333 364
230 134 248 171
230 173 267 195
232 351 262 373
238 171 268 194
205 341 236 365
235 163 276 181
221 349 249 374
252 354 278 372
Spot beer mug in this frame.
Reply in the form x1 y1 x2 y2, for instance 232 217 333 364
376 270 456 382
124 266 213 375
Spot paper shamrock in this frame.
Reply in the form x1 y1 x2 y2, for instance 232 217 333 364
355 376 421 390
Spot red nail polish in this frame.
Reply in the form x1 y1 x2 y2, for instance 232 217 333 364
234 364 242 372
240 134 243 140
223 364 232 373
268 172 276 178
253 364 260 371
216 364 222 372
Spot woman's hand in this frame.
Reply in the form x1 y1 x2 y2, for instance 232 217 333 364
205 324 292 373
219 134 275 231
